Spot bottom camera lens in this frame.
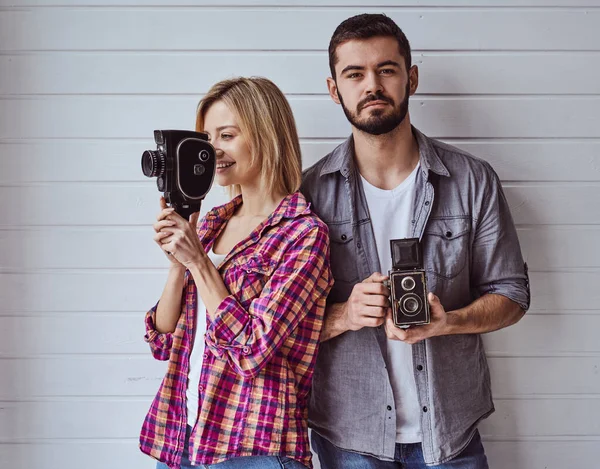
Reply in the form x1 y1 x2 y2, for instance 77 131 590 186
401 294 422 316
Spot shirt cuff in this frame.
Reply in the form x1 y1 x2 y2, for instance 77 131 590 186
205 295 252 357
144 307 174 354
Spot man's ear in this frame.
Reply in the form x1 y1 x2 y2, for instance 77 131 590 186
408 65 419 96
327 77 341 104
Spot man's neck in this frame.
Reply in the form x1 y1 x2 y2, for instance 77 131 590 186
352 117 420 191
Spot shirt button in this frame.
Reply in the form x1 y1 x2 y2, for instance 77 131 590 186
416 365 423 371
199 385 204 391
242 346 250 354
445 231 453 238
356 242 362 248
203 353 209 360
423 406 428 412
387 405 392 411
341 234 347 241
424 201 430 206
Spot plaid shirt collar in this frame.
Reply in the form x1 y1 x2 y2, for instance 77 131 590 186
202 192 312 260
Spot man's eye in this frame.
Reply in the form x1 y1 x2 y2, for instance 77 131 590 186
347 73 361 79
380 69 395 75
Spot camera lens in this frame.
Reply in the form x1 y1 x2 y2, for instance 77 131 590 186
199 150 210 162
401 294 422 316
401 276 416 291
141 150 166 178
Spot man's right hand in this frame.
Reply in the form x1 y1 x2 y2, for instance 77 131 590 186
342 272 391 331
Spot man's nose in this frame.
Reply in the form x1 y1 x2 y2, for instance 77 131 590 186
365 72 383 95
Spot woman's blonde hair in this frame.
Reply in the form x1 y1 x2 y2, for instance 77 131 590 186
195 77 302 198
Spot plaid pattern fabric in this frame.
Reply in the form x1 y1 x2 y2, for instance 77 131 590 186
140 192 333 469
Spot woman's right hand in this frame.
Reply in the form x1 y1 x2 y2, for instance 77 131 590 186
153 197 181 265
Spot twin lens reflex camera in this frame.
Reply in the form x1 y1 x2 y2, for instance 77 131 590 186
385 238 430 328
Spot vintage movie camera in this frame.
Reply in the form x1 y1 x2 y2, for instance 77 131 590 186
141 130 216 219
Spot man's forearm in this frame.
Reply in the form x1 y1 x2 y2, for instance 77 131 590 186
320 302 349 342
445 293 525 335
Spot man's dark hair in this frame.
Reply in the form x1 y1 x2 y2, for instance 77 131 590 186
328 14 412 79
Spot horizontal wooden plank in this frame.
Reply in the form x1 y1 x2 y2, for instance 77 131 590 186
480 398 600 437
1 9 599 51
484 313 600 354
3 52 600 95
488 356 600 396
1 312 597 357
0 272 165 313
0 440 150 469
2 140 599 184
0 398 597 440
0 315 146 356
3 96 600 139
0 400 149 439
530 271 600 312
0 357 166 398
1 354 598 399
1 439 599 469
4 313 595 356
2 1 599 6
485 440 600 469
1 183 598 227
1 225 599 271
0 270 597 315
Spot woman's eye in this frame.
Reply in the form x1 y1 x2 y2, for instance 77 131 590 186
221 133 233 140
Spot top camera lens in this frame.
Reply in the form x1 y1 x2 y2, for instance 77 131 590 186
199 150 210 162
401 276 416 291
141 150 166 178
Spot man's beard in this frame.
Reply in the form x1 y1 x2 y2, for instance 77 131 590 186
337 82 410 136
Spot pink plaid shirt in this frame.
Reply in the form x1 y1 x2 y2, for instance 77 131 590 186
139 192 333 468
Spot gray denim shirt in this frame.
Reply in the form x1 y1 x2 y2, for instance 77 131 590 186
300 127 530 466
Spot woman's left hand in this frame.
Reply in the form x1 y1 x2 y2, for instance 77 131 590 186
158 209 206 269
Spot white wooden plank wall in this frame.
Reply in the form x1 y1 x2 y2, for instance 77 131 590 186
1 1 599 468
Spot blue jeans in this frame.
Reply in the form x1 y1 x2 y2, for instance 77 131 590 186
156 455 305 469
156 426 307 469
311 430 489 469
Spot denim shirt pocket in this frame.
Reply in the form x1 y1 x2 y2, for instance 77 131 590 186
423 216 471 280
327 220 360 285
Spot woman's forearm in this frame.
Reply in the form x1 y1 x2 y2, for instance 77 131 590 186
155 264 187 333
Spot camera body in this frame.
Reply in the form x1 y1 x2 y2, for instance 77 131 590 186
386 238 430 328
141 130 216 219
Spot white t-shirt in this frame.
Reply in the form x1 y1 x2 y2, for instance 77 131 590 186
360 163 423 443
186 248 227 427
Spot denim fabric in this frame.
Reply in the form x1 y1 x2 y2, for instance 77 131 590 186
301 127 530 465
155 426 308 469
311 430 489 469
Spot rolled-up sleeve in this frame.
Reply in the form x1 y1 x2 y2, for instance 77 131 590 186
471 163 531 311
205 223 332 379
143 303 174 361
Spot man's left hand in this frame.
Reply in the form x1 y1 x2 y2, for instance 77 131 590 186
384 292 450 344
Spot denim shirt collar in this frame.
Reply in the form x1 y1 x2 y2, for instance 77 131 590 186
319 126 451 179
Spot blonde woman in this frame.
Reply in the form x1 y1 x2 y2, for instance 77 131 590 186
139 77 333 469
